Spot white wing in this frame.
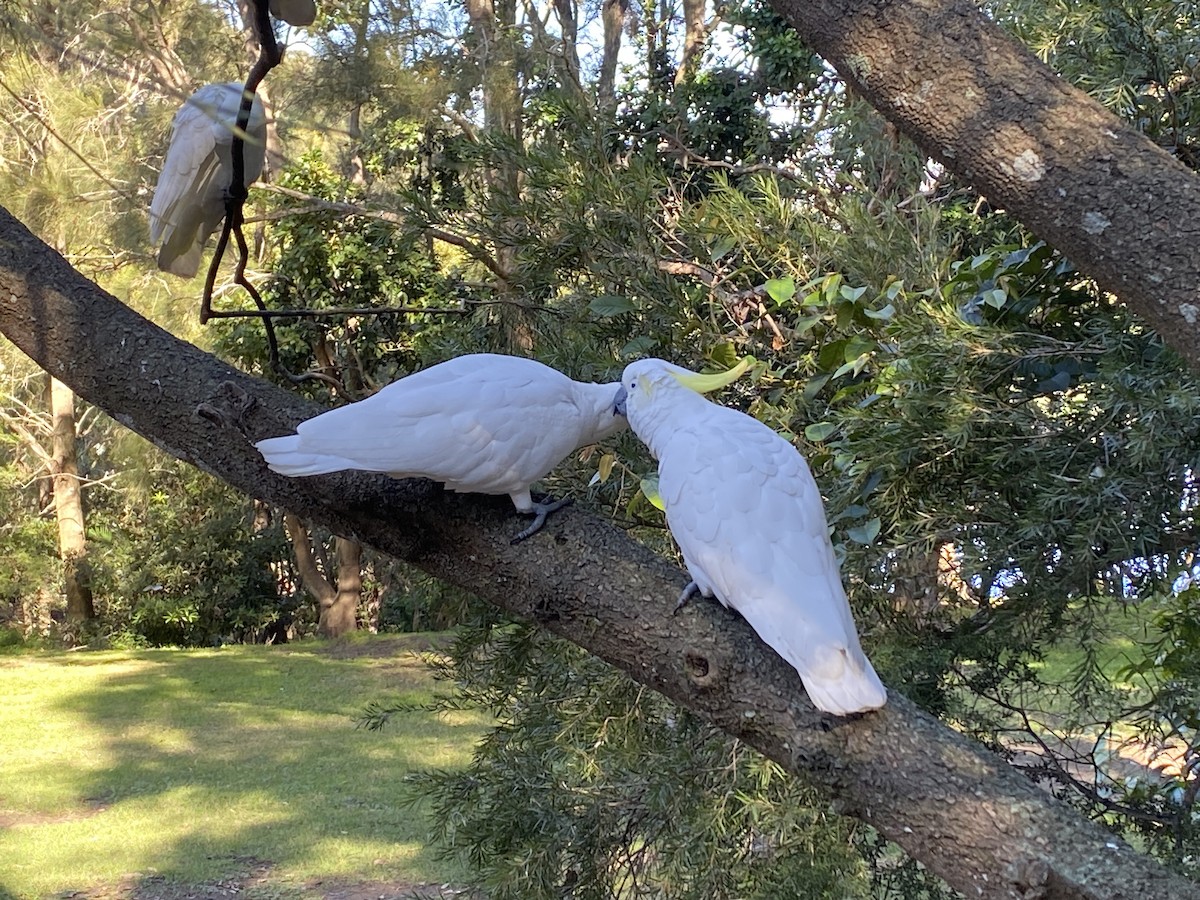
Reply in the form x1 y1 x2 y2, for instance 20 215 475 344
659 401 886 715
256 355 598 500
149 84 267 277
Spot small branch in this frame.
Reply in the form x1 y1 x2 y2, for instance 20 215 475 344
651 131 848 224
0 406 53 468
257 183 511 281
202 302 470 320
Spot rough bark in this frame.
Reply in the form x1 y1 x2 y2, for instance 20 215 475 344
552 0 581 86
49 377 94 623
676 0 707 86
327 536 362 636
1 207 1196 899
597 0 628 108
283 513 361 637
765 0 1200 365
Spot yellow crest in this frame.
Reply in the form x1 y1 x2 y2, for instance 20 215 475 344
667 355 755 394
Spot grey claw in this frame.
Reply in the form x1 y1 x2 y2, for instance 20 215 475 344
511 496 574 544
673 581 701 615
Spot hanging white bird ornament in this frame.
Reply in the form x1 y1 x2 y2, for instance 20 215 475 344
256 354 628 542
149 83 268 278
613 358 887 715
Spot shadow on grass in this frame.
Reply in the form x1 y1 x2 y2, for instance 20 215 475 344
3 635 483 898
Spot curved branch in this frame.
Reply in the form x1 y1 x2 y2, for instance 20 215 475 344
765 0 1200 366
0 204 1195 900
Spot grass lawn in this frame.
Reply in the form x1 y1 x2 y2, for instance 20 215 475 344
0 633 487 899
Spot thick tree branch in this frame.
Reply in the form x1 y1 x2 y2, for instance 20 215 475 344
766 0 1200 365
0 207 1196 899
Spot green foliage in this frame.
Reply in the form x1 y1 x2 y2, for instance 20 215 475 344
996 0 1200 168
404 621 872 900
216 148 461 391
90 455 291 647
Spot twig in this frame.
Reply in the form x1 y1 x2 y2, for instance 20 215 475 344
257 183 510 281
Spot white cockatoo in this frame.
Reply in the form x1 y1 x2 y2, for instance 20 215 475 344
255 354 630 542
613 358 887 715
149 83 268 278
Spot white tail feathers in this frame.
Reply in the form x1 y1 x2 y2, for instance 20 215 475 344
800 653 888 716
255 435 364 477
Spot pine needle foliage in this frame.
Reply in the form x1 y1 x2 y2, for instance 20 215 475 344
401 616 876 900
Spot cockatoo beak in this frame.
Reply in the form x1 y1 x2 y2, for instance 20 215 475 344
612 385 628 417
668 355 755 394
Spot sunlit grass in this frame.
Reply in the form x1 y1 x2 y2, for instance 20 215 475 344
0 634 487 898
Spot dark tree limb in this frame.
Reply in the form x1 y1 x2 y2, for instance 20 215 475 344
765 0 1200 365
0 206 1195 899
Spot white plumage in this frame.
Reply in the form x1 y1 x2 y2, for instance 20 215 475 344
614 358 887 715
149 83 267 278
255 354 628 540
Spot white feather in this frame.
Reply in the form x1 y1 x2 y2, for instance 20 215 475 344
620 358 887 715
149 83 268 278
255 354 627 514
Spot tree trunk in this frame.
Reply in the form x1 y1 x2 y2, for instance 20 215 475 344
328 536 362 636
0 206 1195 900
467 0 533 352
764 0 1200 367
676 0 707 86
283 513 360 637
49 377 94 624
552 0 581 87
597 0 628 108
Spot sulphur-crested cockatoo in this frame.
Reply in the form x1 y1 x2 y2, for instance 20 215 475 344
256 354 630 542
149 83 268 278
613 358 887 715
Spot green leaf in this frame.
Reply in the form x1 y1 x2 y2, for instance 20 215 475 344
982 288 1008 308
794 314 824 334
847 518 881 544
639 476 665 511
864 303 896 320
821 273 844 302
829 504 870 522
590 294 636 317
620 335 657 357
804 422 838 442
709 342 739 369
839 284 868 303
843 337 876 362
802 373 830 400
765 277 796 305
709 234 737 262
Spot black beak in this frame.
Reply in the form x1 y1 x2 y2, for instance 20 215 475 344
612 385 628 417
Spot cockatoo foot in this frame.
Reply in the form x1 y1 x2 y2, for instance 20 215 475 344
673 581 702 615
510 496 574 544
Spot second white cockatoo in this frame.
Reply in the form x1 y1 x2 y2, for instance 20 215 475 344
613 358 887 716
255 354 628 542
149 83 268 278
